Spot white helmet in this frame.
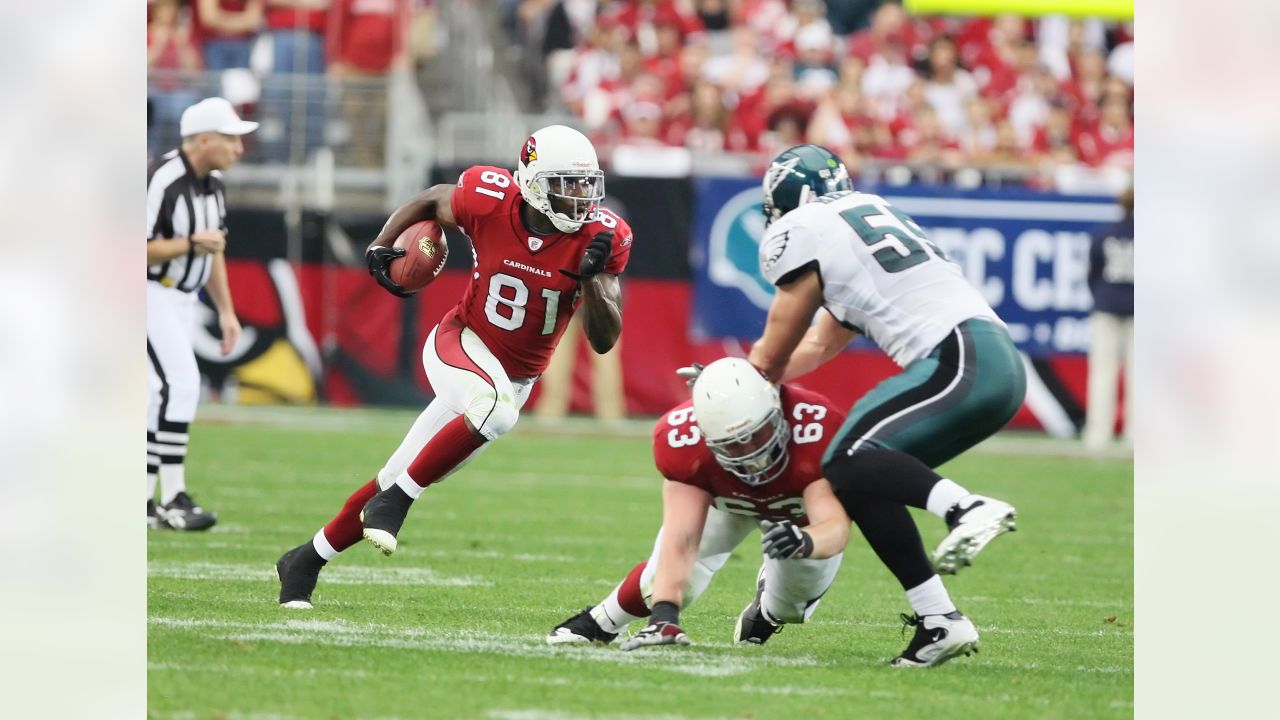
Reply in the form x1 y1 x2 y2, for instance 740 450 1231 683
691 358 790 486
515 124 605 233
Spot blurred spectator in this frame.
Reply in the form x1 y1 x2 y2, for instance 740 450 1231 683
645 20 688 99
513 0 575 112
148 0 203 153
1075 96 1133 169
327 0 409 166
546 2 596 102
1037 15 1106 81
860 34 914 119
981 119 1027 168
1107 32 1134 84
845 1 909 63
702 25 770 93
957 96 996 158
1005 63 1058 147
898 103 960 168
739 0 788 40
1061 46 1108 125
261 0 331 162
1082 184 1134 451
1030 101 1077 163
792 24 839 95
920 36 977 138
598 0 704 56
192 0 264 71
726 69 803 152
693 0 730 31
561 23 628 123
775 0 834 56
667 79 729 150
826 0 885 35
530 0 1133 187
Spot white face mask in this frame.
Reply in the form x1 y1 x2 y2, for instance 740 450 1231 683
703 408 790 486
537 171 605 227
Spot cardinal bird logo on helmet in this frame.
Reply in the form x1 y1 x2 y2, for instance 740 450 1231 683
522 137 538 165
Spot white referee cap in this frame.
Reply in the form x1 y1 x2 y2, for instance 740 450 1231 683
180 97 259 137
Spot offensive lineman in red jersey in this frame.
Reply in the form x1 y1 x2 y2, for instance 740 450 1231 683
547 358 852 648
275 125 632 608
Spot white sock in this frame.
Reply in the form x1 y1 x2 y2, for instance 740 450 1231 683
592 589 646 634
906 575 956 617
926 478 969 519
395 472 427 500
159 464 187 506
312 529 338 561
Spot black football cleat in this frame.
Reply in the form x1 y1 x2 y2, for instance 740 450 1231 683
361 485 414 556
546 607 619 645
158 491 217 531
276 543 327 610
734 567 784 645
148 499 169 530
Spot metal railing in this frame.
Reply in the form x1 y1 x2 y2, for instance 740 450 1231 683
147 69 433 211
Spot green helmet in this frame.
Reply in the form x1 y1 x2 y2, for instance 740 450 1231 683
761 144 853 226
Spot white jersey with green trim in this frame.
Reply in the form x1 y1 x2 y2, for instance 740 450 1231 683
758 190 1002 367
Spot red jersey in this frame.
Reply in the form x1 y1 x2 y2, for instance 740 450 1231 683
448 165 633 379
652 386 846 525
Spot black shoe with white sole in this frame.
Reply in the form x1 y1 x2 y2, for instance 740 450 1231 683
361 485 414 556
546 607 619 645
158 491 217 531
734 567 783 645
276 543 327 609
148 500 169 530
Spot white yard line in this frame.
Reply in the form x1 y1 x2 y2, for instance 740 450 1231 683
148 616 819 678
148 561 491 587
820 618 1132 638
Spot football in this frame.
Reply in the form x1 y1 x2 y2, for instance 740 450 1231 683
389 220 448 293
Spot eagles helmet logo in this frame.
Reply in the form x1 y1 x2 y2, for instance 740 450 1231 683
522 137 538 165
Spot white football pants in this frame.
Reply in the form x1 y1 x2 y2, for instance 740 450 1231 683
147 282 200 493
639 507 844 624
375 318 536 491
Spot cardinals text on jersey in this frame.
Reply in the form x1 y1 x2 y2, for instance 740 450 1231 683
449 166 633 378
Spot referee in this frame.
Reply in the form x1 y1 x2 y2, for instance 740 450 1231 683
147 97 257 530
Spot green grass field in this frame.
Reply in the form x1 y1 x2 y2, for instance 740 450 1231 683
148 406 1133 720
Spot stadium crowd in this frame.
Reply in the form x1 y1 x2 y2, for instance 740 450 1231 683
148 1 1133 188
507 0 1134 185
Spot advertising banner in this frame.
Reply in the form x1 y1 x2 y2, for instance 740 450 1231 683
691 178 1123 357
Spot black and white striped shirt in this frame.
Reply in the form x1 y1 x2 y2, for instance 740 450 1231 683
146 149 227 293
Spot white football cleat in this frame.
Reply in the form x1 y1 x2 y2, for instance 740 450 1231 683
932 494 1017 574
890 611 979 668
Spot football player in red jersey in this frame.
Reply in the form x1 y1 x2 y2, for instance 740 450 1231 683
275 125 632 608
547 358 852 648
